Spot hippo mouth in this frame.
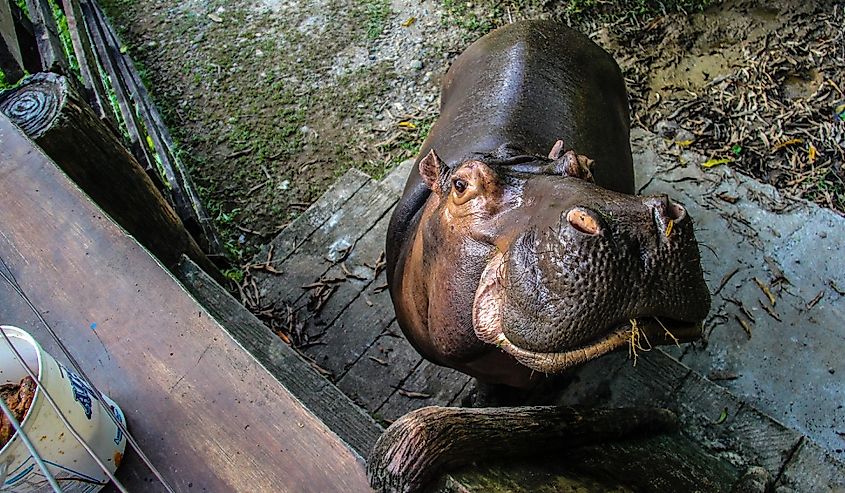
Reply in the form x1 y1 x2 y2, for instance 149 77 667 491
472 251 703 374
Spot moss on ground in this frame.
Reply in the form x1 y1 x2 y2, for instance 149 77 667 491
99 0 411 266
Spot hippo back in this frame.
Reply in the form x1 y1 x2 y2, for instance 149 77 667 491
387 20 633 287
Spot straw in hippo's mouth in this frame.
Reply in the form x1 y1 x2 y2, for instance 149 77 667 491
486 318 702 374
472 251 703 374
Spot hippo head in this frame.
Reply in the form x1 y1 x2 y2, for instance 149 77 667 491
410 143 710 381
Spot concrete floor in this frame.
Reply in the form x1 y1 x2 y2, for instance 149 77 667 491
631 128 844 460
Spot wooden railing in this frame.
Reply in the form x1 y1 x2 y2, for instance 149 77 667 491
0 0 223 257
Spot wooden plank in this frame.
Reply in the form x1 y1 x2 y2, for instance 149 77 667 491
79 0 152 171
558 348 810 480
452 433 741 492
0 116 372 492
253 169 370 272
82 1 170 213
252 181 397 357
24 0 67 72
176 255 383 457
89 0 221 254
445 460 633 492
0 72 217 276
60 0 111 122
7 0 42 73
673 370 744 429
775 439 845 491
567 432 742 492
381 158 414 195
554 352 628 407
600 349 692 408
674 370 802 477
376 360 472 423
289 211 398 379
726 406 803 476
336 321 422 413
0 0 25 82
449 376 477 408
256 179 397 307
304 270 396 378
289 209 393 348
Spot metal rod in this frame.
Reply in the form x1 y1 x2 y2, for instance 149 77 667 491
0 259 176 493
0 396 62 492
0 329 130 493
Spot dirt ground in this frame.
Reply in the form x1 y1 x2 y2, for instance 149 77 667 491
99 0 844 276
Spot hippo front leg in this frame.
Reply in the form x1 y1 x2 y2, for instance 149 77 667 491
366 406 679 493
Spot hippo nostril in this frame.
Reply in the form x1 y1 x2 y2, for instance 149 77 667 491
566 208 600 235
666 200 686 222
644 195 686 225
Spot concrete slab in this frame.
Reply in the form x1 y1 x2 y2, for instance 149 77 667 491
632 128 845 460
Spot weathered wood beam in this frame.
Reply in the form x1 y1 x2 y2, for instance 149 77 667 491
0 0 25 82
23 0 67 73
77 0 152 172
7 0 41 74
60 0 111 123
81 0 222 256
0 116 372 491
0 72 218 277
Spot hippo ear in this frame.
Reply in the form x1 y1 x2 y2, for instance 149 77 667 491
419 149 446 193
554 150 595 182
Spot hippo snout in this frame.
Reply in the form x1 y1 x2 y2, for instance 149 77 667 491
485 192 710 357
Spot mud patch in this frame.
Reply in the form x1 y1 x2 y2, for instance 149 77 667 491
617 0 844 212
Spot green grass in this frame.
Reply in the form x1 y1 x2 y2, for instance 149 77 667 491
357 0 392 40
441 0 505 36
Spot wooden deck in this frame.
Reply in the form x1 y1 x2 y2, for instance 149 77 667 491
0 115 371 492
248 160 473 425
248 158 845 491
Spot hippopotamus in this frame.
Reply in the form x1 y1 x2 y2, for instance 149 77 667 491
385 20 711 389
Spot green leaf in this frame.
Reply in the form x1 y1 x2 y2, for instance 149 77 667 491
715 407 728 424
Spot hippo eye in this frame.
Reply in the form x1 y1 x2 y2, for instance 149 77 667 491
453 178 468 195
